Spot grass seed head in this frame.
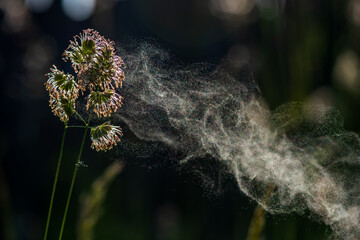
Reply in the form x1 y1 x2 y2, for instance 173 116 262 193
90 122 123 151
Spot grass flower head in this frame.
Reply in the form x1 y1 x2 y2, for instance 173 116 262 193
63 29 125 92
62 29 104 73
45 65 79 101
90 122 123 152
49 96 76 123
86 90 123 118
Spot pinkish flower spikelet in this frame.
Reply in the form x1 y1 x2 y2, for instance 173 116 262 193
45 65 79 101
90 122 123 151
86 90 123 118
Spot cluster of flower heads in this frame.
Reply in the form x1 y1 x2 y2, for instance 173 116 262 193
45 29 125 151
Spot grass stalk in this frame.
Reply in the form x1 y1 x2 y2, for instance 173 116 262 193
58 117 91 240
44 124 68 240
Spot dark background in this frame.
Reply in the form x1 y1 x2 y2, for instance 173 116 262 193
1 0 359 239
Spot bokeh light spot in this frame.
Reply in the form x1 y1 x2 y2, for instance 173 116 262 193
333 50 360 94
348 0 360 27
25 0 54 13
61 0 96 21
210 0 255 19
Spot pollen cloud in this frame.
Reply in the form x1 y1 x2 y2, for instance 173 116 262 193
115 41 360 240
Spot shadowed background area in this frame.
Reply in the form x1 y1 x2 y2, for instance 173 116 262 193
1 0 360 239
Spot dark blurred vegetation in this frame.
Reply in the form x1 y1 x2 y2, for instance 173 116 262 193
0 0 359 239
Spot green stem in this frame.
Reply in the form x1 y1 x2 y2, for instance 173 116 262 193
58 117 91 240
44 123 68 240
67 125 88 129
74 111 87 125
